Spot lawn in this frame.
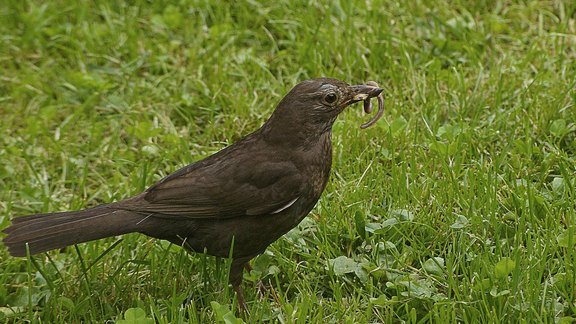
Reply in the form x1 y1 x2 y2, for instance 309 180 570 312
1 0 575 322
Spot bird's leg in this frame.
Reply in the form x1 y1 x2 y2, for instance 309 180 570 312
230 259 248 314
233 284 247 314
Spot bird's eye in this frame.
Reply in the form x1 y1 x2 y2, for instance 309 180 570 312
323 92 338 105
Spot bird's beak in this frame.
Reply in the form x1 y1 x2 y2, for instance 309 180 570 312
348 84 384 104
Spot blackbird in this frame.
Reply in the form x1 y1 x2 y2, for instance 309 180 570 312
2 78 384 310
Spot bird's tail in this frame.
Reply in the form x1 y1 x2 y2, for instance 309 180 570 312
2 205 144 257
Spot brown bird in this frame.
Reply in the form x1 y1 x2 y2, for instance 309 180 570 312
2 78 383 310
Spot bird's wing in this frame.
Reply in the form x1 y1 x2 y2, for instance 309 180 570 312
117 151 304 219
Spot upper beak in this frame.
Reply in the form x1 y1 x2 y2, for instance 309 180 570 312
348 85 384 103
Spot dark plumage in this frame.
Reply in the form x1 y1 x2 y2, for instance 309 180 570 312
2 78 383 310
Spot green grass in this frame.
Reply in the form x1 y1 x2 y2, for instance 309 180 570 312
1 0 575 322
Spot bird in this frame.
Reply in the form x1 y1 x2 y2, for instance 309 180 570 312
2 77 384 311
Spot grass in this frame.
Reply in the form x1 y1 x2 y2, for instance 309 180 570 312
0 0 575 322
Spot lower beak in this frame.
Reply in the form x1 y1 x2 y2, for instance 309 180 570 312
349 85 384 102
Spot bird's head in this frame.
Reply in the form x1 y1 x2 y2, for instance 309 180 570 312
263 78 384 142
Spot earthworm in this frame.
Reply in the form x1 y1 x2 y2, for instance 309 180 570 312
363 98 373 114
360 81 384 129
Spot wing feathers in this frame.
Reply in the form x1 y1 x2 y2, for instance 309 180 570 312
117 150 304 219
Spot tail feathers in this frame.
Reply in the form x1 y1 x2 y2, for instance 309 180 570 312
3 206 146 257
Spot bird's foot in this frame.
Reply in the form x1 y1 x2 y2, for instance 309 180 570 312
255 279 281 305
244 262 281 304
